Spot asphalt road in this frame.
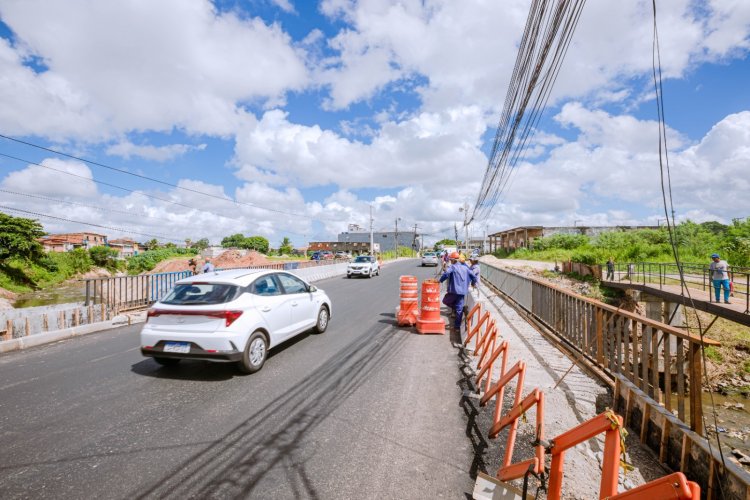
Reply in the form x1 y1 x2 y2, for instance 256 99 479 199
0 259 474 499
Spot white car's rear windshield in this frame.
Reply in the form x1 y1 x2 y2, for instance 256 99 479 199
161 283 242 305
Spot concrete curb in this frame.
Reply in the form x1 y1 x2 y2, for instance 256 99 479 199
0 258 412 354
0 312 147 354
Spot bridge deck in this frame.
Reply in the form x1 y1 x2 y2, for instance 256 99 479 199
601 277 750 327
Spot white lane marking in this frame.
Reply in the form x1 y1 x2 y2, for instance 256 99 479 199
89 346 139 363
0 376 42 391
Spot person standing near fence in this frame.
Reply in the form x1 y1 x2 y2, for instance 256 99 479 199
709 253 731 304
440 251 477 334
606 257 615 281
202 259 215 273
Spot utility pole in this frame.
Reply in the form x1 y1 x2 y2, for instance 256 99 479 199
395 218 399 256
413 223 418 257
463 202 469 255
369 205 374 255
454 223 459 247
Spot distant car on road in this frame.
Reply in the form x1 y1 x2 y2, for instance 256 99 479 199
334 251 349 259
347 255 380 278
320 251 334 260
421 252 439 267
140 269 332 374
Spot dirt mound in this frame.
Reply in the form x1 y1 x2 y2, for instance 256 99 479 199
151 258 192 274
212 250 272 268
149 251 275 274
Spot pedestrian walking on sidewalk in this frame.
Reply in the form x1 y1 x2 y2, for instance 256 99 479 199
606 257 615 281
709 253 731 303
439 251 477 333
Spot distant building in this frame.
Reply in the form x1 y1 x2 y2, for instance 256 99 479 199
487 225 659 253
308 241 372 254
40 232 107 253
201 246 228 259
338 230 421 253
108 238 140 258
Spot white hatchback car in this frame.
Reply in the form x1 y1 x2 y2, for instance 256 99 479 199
346 255 380 278
140 269 332 373
421 252 439 266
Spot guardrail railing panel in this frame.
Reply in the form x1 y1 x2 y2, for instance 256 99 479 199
482 262 719 435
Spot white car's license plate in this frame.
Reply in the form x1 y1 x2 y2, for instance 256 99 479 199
163 342 190 353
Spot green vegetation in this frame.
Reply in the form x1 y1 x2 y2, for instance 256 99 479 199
433 239 457 251
278 237 293 256
89 246 122 272
221 233 270 253
0 249 95 292
705 346 724 363
126 247 197 274
495 219 750 266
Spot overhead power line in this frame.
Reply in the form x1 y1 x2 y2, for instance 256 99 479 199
0 205 182 242
0 188 155 219
0 152 310 239
470 0 586 223
0 133 338 222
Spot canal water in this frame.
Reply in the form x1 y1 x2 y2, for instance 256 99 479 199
12 283 87 308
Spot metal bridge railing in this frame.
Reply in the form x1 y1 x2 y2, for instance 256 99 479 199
81 259 348 312
482 262 720 435
607 262 750 313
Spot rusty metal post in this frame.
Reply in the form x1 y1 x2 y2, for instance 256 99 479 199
688 343 703 436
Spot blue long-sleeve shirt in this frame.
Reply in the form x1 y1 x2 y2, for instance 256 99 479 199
439 262 477 295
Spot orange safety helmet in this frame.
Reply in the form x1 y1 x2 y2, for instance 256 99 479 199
449 251 460 260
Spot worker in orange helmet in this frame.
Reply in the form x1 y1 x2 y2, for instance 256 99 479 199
440 251 477 334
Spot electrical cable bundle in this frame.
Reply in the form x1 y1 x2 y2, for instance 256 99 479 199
470 0 586 224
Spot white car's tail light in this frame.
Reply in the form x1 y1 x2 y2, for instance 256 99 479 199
146 309 243 327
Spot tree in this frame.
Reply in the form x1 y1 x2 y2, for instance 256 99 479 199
278 237 293 256
145 238 160 250
246 236 269 253
89 246 119 269
191 238 210 251
434 239 457 251
0 213 46 262
222 233 247 248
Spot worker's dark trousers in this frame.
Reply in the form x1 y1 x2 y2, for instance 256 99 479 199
443 292 465 330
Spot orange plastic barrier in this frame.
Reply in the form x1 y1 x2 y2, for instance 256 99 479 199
465 303 483 336
396 275 419 326
464 309 491 350
415 279 445 334
546 411 623 500
480 360 527 455
475 339 509 395
475 320 497 369
608 472 700 499
492 388 545 481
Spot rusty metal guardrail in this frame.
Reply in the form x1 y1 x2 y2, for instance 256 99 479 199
481 262 720 435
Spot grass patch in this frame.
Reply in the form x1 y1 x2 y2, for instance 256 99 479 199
705 346 724 363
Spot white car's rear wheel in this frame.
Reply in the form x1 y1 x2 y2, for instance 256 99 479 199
238 331 268 374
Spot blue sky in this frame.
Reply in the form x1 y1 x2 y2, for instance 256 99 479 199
0 0 749 248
